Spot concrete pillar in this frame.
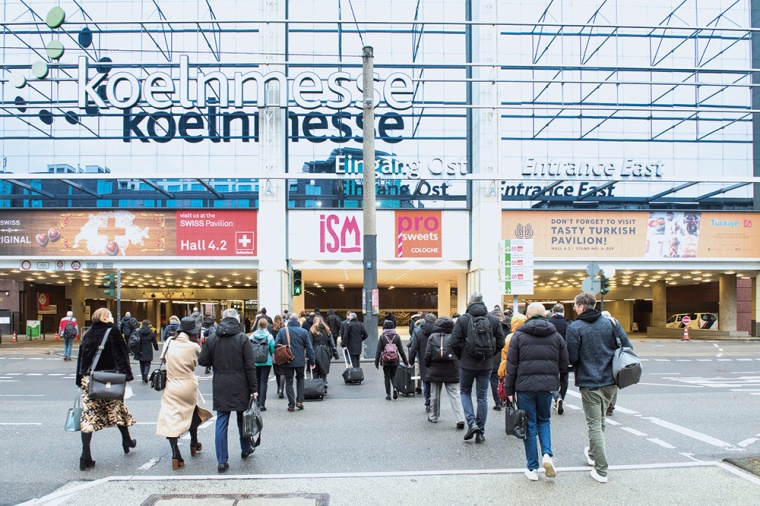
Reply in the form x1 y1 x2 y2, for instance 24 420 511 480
719 273 738 331
652 280 667 327
457 273 468 314
753 277 760 336
437 280 451 318
70 279 86 328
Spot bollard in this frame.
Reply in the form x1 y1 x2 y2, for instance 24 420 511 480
12 331 17 342
682 327 690 341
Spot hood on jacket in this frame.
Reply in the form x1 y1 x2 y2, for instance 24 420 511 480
381 328 398 339
431 317 454 334
216 317 243 336
577 308 602 323
518 317 558 337
511 313 528 333
203 316 215 326
138 326 152 336
466 302 488 317
327 309 335 316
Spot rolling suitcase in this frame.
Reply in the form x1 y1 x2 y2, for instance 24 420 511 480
304 368 326 400
342 350 364 384
393 365 415 396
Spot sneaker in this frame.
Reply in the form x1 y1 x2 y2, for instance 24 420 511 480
584 447 595 466
542 454 556 478
428 417 438 423
492 405 502 411
386 395 392 401
556 398 564 415
524 469 539 481
590 469 608 483
456 421 465 430
606 406 614 416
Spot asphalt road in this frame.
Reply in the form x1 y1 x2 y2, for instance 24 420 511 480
1 338 759 505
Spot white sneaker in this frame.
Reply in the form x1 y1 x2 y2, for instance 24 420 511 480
525 469 539 481
584 447 595 466
590 468 608 483
542 454 557 478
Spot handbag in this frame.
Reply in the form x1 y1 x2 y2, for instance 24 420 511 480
505 399 527 439
64 388 83 432
273 327 295 365
149 337 172 392
611 322 642 389
497 379 507 402
87 328 128 400
242 394 264 447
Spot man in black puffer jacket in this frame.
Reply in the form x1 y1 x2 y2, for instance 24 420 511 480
505 302 568 482
198 308 257 474
408 313 437 413
424 317 465 429
548 303 570 414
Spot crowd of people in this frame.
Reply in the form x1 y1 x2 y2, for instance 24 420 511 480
68 292 633 482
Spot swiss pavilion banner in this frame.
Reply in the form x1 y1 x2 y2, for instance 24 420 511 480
0 209 257 257
502 210 760 259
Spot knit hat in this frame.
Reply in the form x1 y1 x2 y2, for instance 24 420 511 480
180 316 199 335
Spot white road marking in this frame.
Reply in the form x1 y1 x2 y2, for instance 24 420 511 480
27 357 43 360
48 373 65 376
737 359 754 362
0 422 42 426
654 359 671 362
676 359 692 362
138 458 160 470
0 380 19 382
5 373 23 375
565 404 581 410
644 417 733 448
605 419 621 426
737 438 758 448
0 394 44 397
648 438 676 449
638 382 703 388
697 359 712 362
8 358 24 360
713 343 719 348
26 373 43 376
622 427 648 437
717 358 731 361
652 372 681 376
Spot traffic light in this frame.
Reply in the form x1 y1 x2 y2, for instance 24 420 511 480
292 270 302 296
600 273 610 295
103 273 116 297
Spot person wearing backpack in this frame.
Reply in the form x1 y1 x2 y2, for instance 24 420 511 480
250 318 275 410
374 320 407 400
59 311 79 361
132 319 159 383
201 316 217 375
408 313 437 411
450 292 506 443
163 315 181 342
424 317 465 428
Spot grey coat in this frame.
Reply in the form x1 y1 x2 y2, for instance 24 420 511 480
566 309 632 388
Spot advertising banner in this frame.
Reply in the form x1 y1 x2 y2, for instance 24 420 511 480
394 211 442 258
0 210 257 258
37 293 50 312
502 211 760 259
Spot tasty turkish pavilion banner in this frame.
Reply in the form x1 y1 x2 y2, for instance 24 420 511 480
502 210 760 259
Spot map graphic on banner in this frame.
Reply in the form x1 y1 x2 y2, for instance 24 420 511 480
499 239 534 295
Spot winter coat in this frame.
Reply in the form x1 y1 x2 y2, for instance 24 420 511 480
504 317 569 396
156 333 213 437
120 316 138 339
423 318 459 384
310 325 337 376
274 320 316 368
76 321 134 386
374 329 408 368
162 322 179 341
326 311 343 339
301 316 314 330
250 329 275 366
191 310 203 333
567 309 632 388
340 319 368 355
409 321 435 381
198 317 257 412
133 324 159 362
450 302 506 371
548 314 568 339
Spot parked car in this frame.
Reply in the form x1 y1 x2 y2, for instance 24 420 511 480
665 313 719 330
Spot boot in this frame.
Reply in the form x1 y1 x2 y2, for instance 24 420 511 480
189 409 202 456
118 425 137 454
169 437 184 470
80 432 95 471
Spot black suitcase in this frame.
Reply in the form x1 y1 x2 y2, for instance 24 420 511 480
394 365 415 396
304 369 326 400
342 350 364 384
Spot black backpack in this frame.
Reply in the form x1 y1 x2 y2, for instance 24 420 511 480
251 336 270 364
128 332 141 354
465 314 496 360
429 332 454 362
62 320 77 339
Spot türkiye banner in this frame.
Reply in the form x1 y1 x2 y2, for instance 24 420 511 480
0 210 257 257
502 210 760 259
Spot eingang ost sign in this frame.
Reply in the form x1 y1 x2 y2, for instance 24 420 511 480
0 209 257 257
502 211 760 259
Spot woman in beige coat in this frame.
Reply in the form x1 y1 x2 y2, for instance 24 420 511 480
156 317 212 470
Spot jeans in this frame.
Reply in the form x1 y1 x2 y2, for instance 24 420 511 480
215 410 252 465
517 391 554 471
429 382 465 424
284 366 305 407
581 384 618 476
63 337 74 359
459 368 490 431
423 380 431 408
489 369 501 407
256 365 271 407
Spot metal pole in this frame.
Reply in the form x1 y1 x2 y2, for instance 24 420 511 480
362 46 378 358
116 269 122 323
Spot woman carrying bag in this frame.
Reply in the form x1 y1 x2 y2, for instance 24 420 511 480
309 315 338 386
156 317 213 470
75 307 136 471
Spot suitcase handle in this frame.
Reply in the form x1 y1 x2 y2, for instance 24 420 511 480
343 348 352 369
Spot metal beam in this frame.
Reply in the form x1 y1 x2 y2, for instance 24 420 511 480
61 179 101 198
196 179 223 199
694 182 749 201
6 179 55 199
647 181 698 201
139 179 175 198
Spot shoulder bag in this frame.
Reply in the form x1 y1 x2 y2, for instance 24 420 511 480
273 327 295 365
611 322 642 389
87 328 128 400
149 337 172 391
64 388 83 431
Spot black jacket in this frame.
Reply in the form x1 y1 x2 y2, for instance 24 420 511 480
326 311 343 339
77 321 134 386
375 329 408 368
548 314 568 339
504 317 568 396
340 319 368 355
310 325 337 375
133 324 158 362
198 317 257 411
120 316 138 339
409 321 435 381
451 302 507 371
424 318 460 384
